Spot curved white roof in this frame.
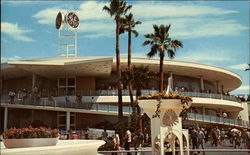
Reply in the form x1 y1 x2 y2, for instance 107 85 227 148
2 56 242 92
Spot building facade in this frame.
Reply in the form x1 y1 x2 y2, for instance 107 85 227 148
1 56 249 132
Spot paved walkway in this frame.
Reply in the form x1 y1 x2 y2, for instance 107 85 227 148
98 139 250 155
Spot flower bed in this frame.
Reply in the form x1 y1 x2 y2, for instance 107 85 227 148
2 126 60 148
3 126 59 139
139 93 191 101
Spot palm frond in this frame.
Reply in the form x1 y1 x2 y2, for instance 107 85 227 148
135 21 142 25
165 24 171 34
153 24 159 33
131 30 139 37
142 40 153 46
167 49 175 59
147 44 158 58
171 40 183 48
103 5 113 16
124 5 132 14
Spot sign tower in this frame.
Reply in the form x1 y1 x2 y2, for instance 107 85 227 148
55 11 79 57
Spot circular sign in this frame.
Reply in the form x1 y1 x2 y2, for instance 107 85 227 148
66 12 79 28
55 12 63 29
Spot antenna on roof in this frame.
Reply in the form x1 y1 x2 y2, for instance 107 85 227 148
55 11 79 58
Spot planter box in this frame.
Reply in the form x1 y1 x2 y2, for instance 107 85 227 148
138 99 187 126
138 99 183 110
3 137 59 148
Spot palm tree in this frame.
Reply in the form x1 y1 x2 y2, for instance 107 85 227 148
103 0 132 118
122 65 155 129
143 24 183 93
120 13 141 111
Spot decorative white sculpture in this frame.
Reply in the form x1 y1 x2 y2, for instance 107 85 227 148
138 95 192 155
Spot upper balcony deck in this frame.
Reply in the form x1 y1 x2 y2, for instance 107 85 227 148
1 89 241 102
0 96 249 128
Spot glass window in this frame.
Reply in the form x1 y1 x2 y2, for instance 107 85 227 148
59 78 66 86
68 78 75 86
58 77 76 96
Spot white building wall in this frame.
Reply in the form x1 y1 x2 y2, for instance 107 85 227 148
239 101 249 121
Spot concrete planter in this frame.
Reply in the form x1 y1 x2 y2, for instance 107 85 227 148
138 99 184 118
3 137 59 148
1 140 105 155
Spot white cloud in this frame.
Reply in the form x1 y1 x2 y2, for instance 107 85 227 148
1 56 23 62
33 1 109 25
227 63 249 70
1 22 34 42
133 3 238 18
175 48 232 62
137 18 248 39
33 2 248 38
78 1 110 20
235 85 250 91
33 7 64 25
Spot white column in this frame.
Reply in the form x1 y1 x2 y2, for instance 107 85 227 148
200 76 204 92
32 73 36 89
66 111 70 131
4 107 8 131
170 72 173 90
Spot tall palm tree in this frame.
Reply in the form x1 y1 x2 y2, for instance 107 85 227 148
143 24 183 93
103 0 132 118
120 13 141 111
122 65 155 129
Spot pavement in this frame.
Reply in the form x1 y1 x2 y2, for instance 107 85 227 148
98 139 250 155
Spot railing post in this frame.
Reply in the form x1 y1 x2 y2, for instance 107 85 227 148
96 103 98 111
108 104 110 112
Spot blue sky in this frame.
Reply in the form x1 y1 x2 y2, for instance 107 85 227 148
1 1 249 95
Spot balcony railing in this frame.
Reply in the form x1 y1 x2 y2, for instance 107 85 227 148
187 113 250 127
0 97 133 114
1 96 249 127
1 89 240 103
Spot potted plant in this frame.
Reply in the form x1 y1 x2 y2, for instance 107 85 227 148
2 126 59 148
138 93 192 126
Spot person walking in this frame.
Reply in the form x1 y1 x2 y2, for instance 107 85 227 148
124 127 132 155
134 129 144 155
102 128 108 141
191 127 199 150
112 131 120 155
220 128 226 146
197 127 205 154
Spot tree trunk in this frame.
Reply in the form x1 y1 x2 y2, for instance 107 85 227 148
116 19 123 118
159 55 164 93
127 30 134 112
136 89 142 130
128 30 132 70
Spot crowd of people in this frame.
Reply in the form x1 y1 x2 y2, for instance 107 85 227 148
99 127 147 155
64 126 249 154
7 87 41 105
190 126 250 151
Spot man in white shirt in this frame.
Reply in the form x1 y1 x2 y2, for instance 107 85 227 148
124 128 132 155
